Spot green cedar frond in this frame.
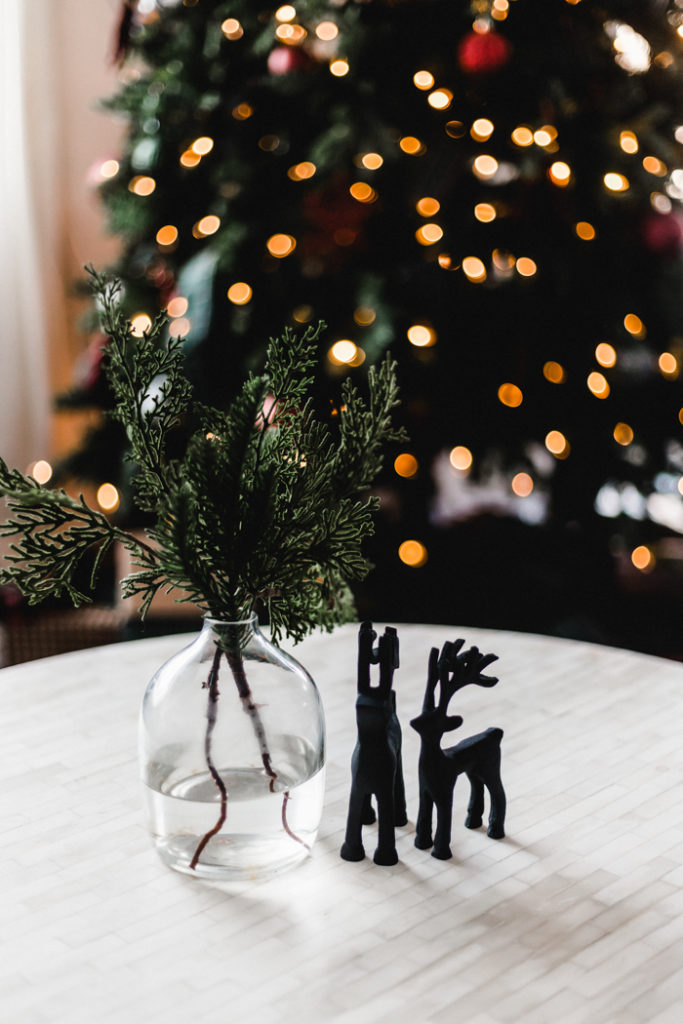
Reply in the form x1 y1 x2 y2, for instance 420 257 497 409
0 271 404 642
331 352 407 497
86 264 192 513
0 455 117 606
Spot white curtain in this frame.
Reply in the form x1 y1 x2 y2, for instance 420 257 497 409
0 0 53 472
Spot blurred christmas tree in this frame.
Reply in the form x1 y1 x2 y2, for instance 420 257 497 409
60 0 683 650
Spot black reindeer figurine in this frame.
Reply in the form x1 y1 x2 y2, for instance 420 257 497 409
410 640 506 860
340 622 407 865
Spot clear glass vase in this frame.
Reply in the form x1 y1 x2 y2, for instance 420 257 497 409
139 615 325 880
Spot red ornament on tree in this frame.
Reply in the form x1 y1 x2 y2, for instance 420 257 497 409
267 46 313 76
641 211 683 257
457 31 512 74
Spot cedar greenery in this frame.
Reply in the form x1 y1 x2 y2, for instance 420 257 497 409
0 267 405 643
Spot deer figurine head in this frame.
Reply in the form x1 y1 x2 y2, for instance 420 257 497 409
410 639 498 742
357 620 399 702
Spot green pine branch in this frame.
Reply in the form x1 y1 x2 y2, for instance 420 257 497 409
0 270 405 644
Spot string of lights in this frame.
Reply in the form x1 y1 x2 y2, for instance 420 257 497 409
48 0 683 628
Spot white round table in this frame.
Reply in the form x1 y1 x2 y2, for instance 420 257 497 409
1 623 682 1023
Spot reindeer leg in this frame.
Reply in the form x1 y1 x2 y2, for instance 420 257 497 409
393 753 408 827
361 792 376 825
414 780 434 849
464 772 485 830
432 794 454 860
373 786 398 866
340 783 366 861
485 770 506 840
432 795 454 860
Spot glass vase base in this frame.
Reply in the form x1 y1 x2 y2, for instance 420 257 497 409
151 833 313 881
142 765 324 881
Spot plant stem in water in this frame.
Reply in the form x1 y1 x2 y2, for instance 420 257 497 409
190 646 226 870
282 791 311 851
190 642 308 870
225 648 278 790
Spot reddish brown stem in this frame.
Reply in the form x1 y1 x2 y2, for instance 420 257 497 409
190 646 226 870
190 639 308 870
225 648 279 789
282 791 311 851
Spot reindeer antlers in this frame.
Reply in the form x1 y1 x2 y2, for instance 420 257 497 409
442 642 499 693
358 621 399 696
422 639 498 712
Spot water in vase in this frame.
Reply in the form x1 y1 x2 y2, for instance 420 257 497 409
142 740 325 880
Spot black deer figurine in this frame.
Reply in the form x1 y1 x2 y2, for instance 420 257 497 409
410 640 506 860
340 622 408 865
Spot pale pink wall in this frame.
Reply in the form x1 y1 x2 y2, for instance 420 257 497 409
51 0 124 417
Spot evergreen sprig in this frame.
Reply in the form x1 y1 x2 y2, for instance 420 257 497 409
92 269 192 513
0 269 405 644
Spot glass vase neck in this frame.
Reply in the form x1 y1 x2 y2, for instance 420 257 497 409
202 613 260 652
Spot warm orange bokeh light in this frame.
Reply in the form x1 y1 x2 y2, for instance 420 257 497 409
394 453 419 478
595 342 617 367
97 483 120 512
543 361 565 383
398 540 428 567
575 221 596 240
545 430 570 458
511 472 534 497
416 197 440 217
587 371 610 398
407 324 437 347
498 383 523 407
267 233 296 257
613 422 634 446
156 225 179 247
449 446 473 471
227 282 253 305
631 545 654 571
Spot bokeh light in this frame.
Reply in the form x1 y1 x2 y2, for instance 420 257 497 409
167 296 188 318
604 172 630 192
474 203 496 223
462 256 486 282
575 221 596 240
221 18 243 39
595 342 617 367
227 282 253 305
329 339 359 365
398 540 428 568
511 472 534 497
416 197 440 217
658 352 679 378
29 460 53 485
624 313 645 338
449 445 473 471
267 233 296 257
471 118 494 141
498 383 523 407
415 223 443 245
130 313 152 337
545 430 570 458
631 545 654 571
543 361 565 383
407 324 436 347
614 422 634 445
413 70 435 90
394 453 419 478
97 483 120 512
587 371 610 398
